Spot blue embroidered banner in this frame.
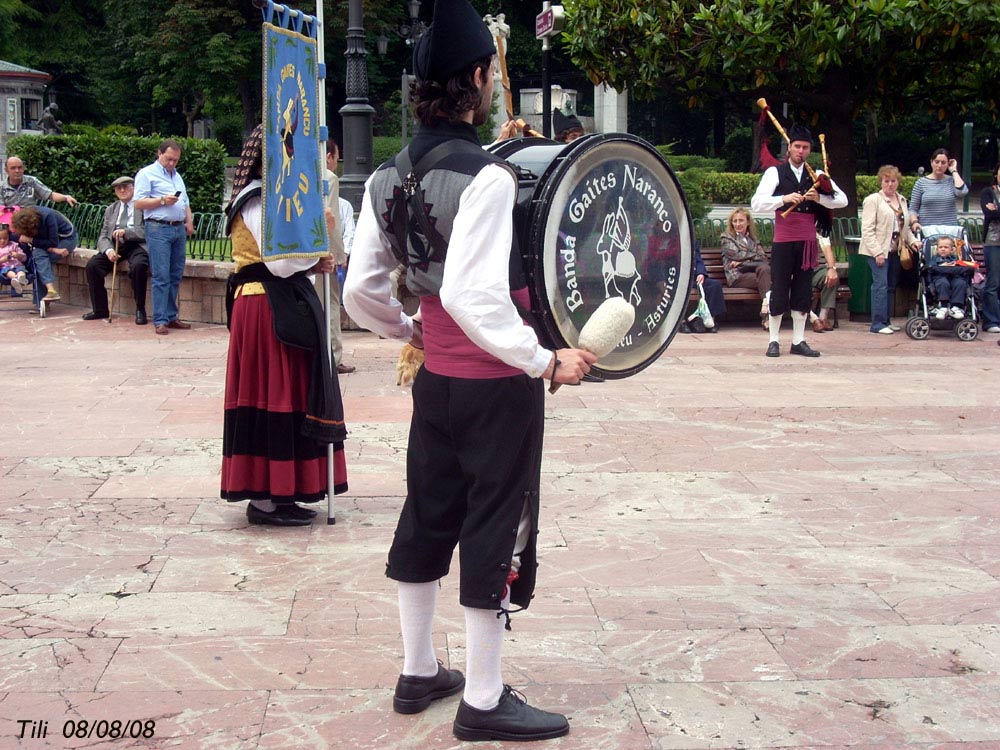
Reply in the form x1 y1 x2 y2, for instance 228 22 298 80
261 20 327 260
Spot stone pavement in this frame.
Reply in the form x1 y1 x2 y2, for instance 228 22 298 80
1 300 999 750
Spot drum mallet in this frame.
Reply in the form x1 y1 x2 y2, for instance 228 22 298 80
107 236 119 324
550 297 635 393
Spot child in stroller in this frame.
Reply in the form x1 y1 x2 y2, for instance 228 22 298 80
0 224 30 295
905 225 979 340
928 236 971 319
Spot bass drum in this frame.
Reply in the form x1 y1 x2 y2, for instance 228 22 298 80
489 133 693 380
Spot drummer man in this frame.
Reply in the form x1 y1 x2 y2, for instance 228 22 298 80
343 0 594 741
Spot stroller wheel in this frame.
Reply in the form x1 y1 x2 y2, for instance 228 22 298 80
39 298 47 318
905 316 930 340
954 319 978 341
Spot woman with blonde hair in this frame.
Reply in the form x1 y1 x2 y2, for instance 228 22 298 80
720 207 771 325
860 165 921 334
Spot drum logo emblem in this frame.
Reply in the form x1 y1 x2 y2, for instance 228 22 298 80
597 196 642 306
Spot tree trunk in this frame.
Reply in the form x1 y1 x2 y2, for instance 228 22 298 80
237 77 260 136
812 68 858 215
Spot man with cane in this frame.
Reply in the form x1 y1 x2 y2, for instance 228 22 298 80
83 176 149 324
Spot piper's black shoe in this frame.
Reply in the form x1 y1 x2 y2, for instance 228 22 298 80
393 661 465 714
135 309 148 325
453 685 570 742
765 341 780 358
790 341 821 357
82 311 109 320
246 503 311 527
283 502 317 520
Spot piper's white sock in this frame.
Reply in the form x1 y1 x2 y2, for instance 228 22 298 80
768 314 782 342
791 310 807 344
463 603 505 710
398 581 439 678
249 499 276 512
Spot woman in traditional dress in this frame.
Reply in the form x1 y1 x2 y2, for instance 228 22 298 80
221 126 348 526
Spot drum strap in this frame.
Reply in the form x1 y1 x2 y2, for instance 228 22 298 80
392 142 465 263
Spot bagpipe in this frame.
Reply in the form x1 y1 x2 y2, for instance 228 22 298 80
756 97 836 237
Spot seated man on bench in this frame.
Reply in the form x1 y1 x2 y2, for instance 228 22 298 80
83 176 149 324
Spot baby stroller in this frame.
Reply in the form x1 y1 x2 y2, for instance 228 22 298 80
904 225 979 341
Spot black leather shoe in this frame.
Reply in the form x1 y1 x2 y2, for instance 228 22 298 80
765 341 780 358
282 502 317 520
246 503 312 527
135 309 148 325
82 311 108 321
453 685 569 742
393 661 465 714
790 341 821 357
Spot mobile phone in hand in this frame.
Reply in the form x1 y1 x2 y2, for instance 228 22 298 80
174 191 181 197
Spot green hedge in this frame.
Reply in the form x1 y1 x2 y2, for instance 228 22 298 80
6 134 226 214
856 174 918 203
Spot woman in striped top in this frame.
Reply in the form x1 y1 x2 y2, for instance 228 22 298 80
909 148 968 233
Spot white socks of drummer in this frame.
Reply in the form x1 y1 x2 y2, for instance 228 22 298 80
769 311 808 344
398 584 506 709
398 581 439 678
790 310 807 344
463 599 506 710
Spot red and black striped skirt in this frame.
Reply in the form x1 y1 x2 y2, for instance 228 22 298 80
221 293 347 503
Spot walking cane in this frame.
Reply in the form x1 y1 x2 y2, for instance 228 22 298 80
107 236 119 324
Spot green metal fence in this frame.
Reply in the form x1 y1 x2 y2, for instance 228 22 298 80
45 201 233 262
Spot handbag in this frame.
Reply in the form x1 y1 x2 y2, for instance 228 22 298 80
687 282 715 330
899 242 913 270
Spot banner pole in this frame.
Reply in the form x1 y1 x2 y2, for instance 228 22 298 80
316 0 336 526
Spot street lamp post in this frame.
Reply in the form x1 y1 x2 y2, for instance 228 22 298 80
376 0 427 148
339 0 375 210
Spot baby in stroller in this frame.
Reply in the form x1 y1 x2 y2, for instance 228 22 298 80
905 224 979 340
928 235 973 320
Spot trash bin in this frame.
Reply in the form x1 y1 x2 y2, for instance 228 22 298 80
846 236 871 318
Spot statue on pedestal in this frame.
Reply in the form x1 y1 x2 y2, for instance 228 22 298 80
38 103 63 135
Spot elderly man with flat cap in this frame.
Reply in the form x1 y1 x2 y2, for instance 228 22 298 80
83 176 149 323
751 125 846 358
344 0 594 742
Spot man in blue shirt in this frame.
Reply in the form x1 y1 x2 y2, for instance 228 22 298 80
133 139 194 334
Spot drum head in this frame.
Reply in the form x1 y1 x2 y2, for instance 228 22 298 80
512 133 693 379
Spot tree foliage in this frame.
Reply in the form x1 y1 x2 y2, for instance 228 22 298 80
564 0 1000 206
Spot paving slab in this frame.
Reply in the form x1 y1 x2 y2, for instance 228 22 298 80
1 305 998 749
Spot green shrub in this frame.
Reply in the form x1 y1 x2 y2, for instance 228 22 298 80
373 136 402 169
6 134 226 213
675 167 710 221
664 154 726 172
856 174 918 202
697 172 761 204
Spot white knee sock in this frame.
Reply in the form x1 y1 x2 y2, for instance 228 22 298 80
398 581 439 678
463 603 505 710
791 310 807 344
768 313 782 342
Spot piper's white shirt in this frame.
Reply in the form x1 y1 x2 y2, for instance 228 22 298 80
750 164 847 213
344 163 553 378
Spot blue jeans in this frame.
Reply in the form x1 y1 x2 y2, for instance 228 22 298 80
30 229 78 286
867 253 900 332
146 222 187 326
982 245 1000 328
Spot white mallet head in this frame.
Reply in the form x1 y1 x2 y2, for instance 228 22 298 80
578 297 635 358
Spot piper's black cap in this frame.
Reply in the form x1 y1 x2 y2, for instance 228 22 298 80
412 0 496 84
788 124 813 145
553 108 582 135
